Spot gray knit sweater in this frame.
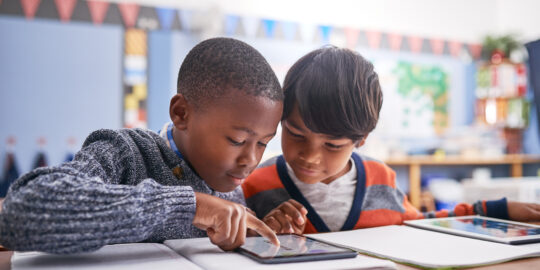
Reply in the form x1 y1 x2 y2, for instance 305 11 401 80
0 128 245 254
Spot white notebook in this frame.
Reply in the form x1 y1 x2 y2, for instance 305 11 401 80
12 243 203 270
308 225 540 269
12 239 396 270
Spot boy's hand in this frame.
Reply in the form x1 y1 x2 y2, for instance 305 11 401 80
263 199 308 234
507 201 540 222
192 192 279 251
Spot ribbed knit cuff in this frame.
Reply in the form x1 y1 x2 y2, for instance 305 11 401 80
160 185 197 226
484 197 509 220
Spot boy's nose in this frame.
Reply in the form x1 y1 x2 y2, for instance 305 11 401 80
298 144 321 165
237 145 258 168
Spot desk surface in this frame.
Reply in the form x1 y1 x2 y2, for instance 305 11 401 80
1 250 540 270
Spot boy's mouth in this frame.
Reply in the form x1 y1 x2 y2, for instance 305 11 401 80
294 164 319 176
227 173 249 185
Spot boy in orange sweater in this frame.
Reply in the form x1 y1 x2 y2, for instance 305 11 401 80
242 46 540 234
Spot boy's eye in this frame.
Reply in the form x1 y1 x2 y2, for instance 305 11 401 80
257 142 268 147
325 142 345 149
286 127 304 138
227 137 245 146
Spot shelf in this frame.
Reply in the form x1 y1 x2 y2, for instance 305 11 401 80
385 154 540 166
384 154 540 209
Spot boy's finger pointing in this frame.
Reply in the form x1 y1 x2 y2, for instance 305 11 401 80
246 212 280 246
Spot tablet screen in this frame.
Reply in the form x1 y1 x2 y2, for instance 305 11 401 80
427 217 540 238
239 234 353 259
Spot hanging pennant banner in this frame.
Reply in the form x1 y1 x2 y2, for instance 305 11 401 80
156 7 175 30
54 0 76 22
118 2 139 28
242 16 259 38
449 41 462 57
407 36 423 53
178 9 192 32
319 25 332 44
281 21 297 41
225 15 239 36
468 43 482 60
430 39 445 55
21 0 41 20
365 30 381 49
87 0 109 25
344 27 359 49
299 23 316 43
262 19 276 38
387 33 402 51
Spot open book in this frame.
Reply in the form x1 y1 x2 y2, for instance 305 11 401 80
12 238 396 270
308 225 540 269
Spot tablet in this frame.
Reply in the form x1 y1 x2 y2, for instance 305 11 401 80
404 215 540 244
236 234 357 264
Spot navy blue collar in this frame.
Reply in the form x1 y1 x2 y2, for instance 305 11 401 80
276 153 366 232
167 122 184 160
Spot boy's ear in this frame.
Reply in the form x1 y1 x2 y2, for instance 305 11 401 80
169 94 191 130
355 134 369 148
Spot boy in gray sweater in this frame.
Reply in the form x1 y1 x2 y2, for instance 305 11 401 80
0 38 282 254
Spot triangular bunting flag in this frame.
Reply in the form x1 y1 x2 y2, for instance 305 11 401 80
449 41 462 57
468 43 482 59
281 21 297 41
387 33 402 51
430 39 445 55
299 23 316 43
1 152 20 197
365 30 382 49
242 16 259 38
408 36 423 53
87 0 109 25
21 0 41 20
118 2 139 28
319 25 332 44
344 28 360 49
136 6 159 30
262 19 276 38
178 10 192 32
54 0 76 22
156 7 175 30
224 15 239 36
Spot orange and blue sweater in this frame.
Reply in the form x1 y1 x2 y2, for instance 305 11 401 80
242 153 509 234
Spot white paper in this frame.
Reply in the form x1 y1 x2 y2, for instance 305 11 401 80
164 237 396 270
308 225 540 268
12 243 203 270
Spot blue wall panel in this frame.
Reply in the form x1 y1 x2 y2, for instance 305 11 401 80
0 16 123 173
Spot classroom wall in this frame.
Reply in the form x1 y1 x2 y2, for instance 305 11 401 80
120 0 540 43
147 31 199 132
1 0 539 182
0 16 123 173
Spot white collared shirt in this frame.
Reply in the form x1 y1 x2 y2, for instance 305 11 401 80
285 159 357 231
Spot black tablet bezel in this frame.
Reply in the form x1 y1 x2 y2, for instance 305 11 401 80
236 234 358 264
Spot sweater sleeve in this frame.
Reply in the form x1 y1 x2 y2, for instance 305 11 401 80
0 138 196 254
402 193 509 220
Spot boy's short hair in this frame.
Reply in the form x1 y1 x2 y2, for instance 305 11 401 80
177 37 283 108
282 46 382 141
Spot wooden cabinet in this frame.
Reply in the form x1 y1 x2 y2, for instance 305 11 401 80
384 154 540 208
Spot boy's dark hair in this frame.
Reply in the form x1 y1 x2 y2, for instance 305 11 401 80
177 37 283 108
283 46 382 142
